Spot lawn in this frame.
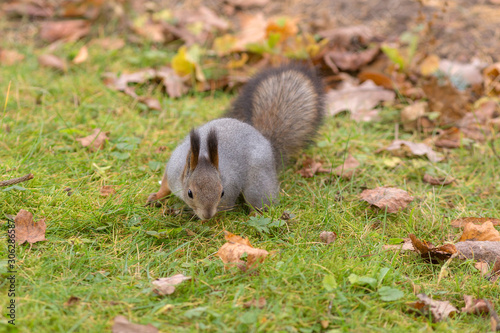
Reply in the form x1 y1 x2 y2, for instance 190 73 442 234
1 31 500 333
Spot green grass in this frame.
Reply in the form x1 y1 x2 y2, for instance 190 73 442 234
1 38 499 333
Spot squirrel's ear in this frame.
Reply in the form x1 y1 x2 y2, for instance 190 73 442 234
188 129 200 171
207 128 219 170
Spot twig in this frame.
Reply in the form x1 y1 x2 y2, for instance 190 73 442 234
0 174 34 187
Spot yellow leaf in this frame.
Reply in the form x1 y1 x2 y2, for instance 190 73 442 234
213 34 238 56
420 54 440 76
171 46 195 76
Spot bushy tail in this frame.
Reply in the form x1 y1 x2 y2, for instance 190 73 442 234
226 64 325 169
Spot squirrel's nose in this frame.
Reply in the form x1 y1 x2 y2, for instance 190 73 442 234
198 209 216 220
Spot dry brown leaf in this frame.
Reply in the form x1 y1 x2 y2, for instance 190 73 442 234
474 261 490 276
383 238 415 251
360 187 414 213
401 102 428 131
76 128 109 151
64 296 81 307
14 209 47 245
112 315 158 333
3 2 54 18
384 140 443 163
451 217 500 228
419 54 440 76
484 63 500 95
0 49 25 65
458 100 499 130
38 54 67 72
91 38 125 51
40 20 90 43
296 156 331 178
459 222 500 242
233 13 267 51
439 59 484 86
423 174 455 186
152 274 191 296
409 234 457 261
319 231 337 245
217 231 268 271
100 186 116 197
462 295 493 315
155 67 188 98
243 297 266 309
455 241 500 265
226 0 269 8
73 45 88 64
358 71 393 89
332 154 360 179
138 97 162 111
422 76 468 126
324 47 379 72
326 80 395 122
409 293 458 322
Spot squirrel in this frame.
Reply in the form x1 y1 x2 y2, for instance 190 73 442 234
147 64 325 220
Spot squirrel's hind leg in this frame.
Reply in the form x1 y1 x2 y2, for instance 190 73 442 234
242 177 279 211
146 171 171 207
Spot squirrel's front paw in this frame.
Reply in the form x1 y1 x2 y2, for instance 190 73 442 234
145 193 162 207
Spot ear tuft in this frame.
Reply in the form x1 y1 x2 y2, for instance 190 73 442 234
189 129 200 171
207 128 219 170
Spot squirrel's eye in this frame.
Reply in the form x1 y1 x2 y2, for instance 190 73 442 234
188 189 193 198
221 190 224 198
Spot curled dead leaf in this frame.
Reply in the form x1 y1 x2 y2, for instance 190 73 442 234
462 295 493 315
324 47 379 72
296 156 331 178
14 209 47 245
76 128 109 151
112 315 158 333
422 77 468 126
451 217 500 228
319 231 337 245
100 186 116 197
459 222 500 242
64 296 81 307
409 293 458 322
40 20 90 43
423 174 455 186
152 274 191 296
243 297 266 309
333 154 360 180
38 54 67 72
217 231 268 271
383 140 443 163
360 187 414 213
409 234 456 261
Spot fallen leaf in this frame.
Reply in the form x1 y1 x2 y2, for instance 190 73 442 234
455 241 500 265
3 2 54 18
400 102 428 131
383 238 415 251
319 231 337 245
40 20 90 43
451 217 500 228
296 156 331 178
38 54 67 72
112 315 158 333
383 140 443 163
439 59 484 87
360 187 414 213
76 128 109 151
324 47 379 72
91 38 125 51
332 154 360 179
358 71 393 89
243 297 266 309
233 13 267 51
73 45 88 64
152 274 192 296
326 80 395 122
155 67 188 98
217 231 269 271
14 209 47 245
138 97 162 111
409 293 458 322
409 234 457 261
459 222 500 242
318 25 373 49
100 186 116 197
422 77 468 126
419 54 440 76
462 295 492 315
423 174 455 186
64 296 80 307
226 0 269 8
474 261 490 276
458 100 499 130
484 63 500 95
0 49 25 65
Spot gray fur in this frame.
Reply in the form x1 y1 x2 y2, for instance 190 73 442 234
166 118 279 211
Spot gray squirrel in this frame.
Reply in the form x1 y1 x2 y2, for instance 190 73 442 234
147 64 325 220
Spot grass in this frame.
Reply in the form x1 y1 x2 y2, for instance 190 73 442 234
1 37 499 333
